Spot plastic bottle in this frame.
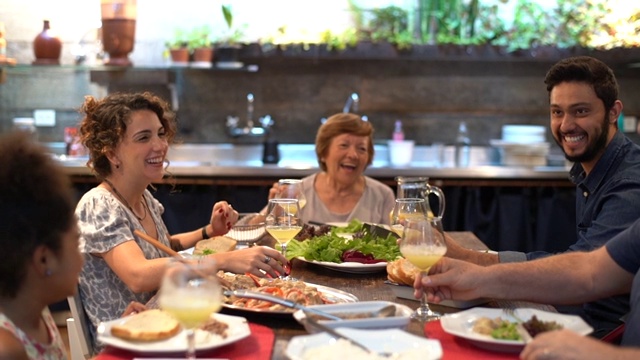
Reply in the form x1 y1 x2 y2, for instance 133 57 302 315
13 118 38 142
392 120 404 141
455 121 470 167
0 22 7 58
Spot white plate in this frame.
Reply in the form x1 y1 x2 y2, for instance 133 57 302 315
297 256 387 274
292 301 412 333
285 328 442 360
326 222 350 227
440 307 593 353
97 313 250 354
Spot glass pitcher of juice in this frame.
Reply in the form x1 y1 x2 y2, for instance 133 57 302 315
395 176 446 219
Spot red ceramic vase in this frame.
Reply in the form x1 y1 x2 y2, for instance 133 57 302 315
33 20 62 65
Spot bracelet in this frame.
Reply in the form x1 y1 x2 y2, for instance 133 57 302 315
201 226 209 240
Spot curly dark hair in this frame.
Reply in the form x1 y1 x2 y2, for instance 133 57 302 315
78 92 178 179
315 113 374 172
0 132 75 298
544 56 619 114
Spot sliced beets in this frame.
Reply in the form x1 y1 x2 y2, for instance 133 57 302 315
341 249 386 264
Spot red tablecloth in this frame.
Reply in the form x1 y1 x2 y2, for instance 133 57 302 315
424 320 520 360
95 322 274 360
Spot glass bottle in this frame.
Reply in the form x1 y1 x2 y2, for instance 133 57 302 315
455 121 470 167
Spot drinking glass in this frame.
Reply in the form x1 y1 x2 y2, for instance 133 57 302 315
390 198 429 236
275 179 307 211
399 218 447 322
158 257 221 359
265 198 302 277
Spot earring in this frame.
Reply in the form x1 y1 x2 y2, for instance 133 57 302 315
115 163 120 169
45 269 52 277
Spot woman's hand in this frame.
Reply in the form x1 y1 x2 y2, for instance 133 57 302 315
215 245 289 278
267 181 280 200
121 301 147 317
210 201 239 236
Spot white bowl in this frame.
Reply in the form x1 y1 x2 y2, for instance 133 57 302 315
286 328 442 360
293 301 412 333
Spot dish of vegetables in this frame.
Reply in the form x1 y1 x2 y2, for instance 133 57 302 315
286 220 401 274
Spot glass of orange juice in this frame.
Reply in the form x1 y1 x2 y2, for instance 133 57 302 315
265 198 302 278
158 257 221 359
399 217 447 322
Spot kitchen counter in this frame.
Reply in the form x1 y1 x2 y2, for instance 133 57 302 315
51 143 572 187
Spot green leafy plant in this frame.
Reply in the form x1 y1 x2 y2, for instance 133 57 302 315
320 28 359 51
165 28 189 49
187 25 212 50
553 0 609 48
217 4 246 46
416 0 503 46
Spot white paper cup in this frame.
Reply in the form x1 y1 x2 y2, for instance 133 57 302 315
387 140 414 166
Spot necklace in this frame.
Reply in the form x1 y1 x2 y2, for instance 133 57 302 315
103 178 148 221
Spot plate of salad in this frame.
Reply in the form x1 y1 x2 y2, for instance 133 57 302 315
287 220 401 274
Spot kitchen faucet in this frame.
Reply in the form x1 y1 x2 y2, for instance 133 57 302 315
342 92 368 121
320 92 368 124
343 92 359 113
226 93 274 137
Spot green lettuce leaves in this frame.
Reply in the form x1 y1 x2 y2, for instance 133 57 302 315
286 220 401 262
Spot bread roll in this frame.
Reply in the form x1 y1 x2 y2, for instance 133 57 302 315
193 236 237 255
110 309 181 342
386 258 420 286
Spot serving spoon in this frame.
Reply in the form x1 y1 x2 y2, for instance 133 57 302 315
225 290 397 321
302 315 395 358
224 289 343 320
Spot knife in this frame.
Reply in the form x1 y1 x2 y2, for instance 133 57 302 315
363 222 399 239
515 322 533 343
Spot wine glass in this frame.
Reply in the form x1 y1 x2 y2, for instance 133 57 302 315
390 198 429 236
265 198 302 277
399 217 447 322
275 179 307 212
158 257 222 359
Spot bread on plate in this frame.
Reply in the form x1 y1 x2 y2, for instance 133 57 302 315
386 258 420 286
193 236 238 255
110 309 181 342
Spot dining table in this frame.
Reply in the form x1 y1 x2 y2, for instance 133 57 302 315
95 231 556 360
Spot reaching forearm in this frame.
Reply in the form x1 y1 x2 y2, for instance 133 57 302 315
485 252 597 303
172 224 213 250
444 233 499 266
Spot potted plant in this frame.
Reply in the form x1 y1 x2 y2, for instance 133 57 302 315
214 4 246 66
188 25 214 64
165 28 189 64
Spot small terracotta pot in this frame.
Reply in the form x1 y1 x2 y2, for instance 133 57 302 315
169 48 189 64
192 47 214 63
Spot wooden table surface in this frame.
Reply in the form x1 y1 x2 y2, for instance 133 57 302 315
140 231 552 359
220 231 554 359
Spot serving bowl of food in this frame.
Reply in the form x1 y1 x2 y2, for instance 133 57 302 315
292 301 412 333
218 273 358 316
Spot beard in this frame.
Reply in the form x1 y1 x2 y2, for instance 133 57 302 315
555 114 610 164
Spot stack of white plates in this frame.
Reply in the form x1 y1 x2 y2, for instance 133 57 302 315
491 124 549 166
502 125 546 143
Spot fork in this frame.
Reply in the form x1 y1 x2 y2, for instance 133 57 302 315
502 307 533 343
